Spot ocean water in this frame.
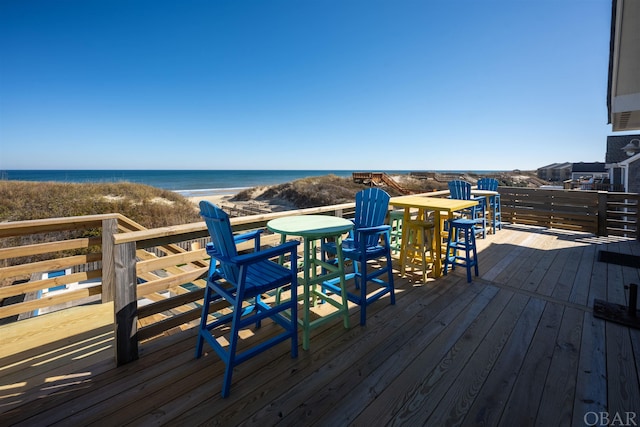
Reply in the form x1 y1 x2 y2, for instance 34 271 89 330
1 169 504 196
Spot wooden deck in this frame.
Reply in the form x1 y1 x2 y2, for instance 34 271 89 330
2 224 640 426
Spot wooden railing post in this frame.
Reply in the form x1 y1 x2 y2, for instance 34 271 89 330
101 218 117 302
114 240 139 365
597 191 608 237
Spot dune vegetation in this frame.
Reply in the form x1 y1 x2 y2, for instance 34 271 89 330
0 181 202 228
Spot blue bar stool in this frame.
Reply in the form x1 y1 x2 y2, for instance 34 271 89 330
477 177 502 233
448 180 487 239
443 218 479 283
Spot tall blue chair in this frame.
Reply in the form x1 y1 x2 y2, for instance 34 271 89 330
196 201 300 398
448 180 487 238
477 177 502 233
322 188 395 326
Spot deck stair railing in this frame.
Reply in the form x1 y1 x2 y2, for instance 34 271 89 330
352 172 412 194
1 187 639 365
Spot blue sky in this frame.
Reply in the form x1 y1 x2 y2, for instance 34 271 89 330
0 0 625 171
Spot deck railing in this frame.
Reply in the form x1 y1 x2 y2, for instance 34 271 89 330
0 187 638 365
498 187 640 237
0 214 122 320
0 202 355 364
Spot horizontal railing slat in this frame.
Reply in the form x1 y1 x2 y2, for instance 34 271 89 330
0 253 103 280
0 269 102 299
0 284 102 318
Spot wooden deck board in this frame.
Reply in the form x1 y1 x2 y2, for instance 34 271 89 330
2 224 640 426
306 279 474 427
463 296 546 426
346 283 498 427
606 322 640 419
573 312 608 426
497 300 562 426
420 290 524 426
536 305 583 426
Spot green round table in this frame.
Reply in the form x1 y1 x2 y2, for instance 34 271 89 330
267 215 353 350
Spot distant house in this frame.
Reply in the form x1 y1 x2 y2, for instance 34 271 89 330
605 134 640 193
537 162 572 182
538 162 610 190
570 162 607 180
564 162 608 190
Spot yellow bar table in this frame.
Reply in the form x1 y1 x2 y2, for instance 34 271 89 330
389 195 478 278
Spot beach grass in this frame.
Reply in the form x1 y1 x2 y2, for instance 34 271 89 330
0 181 202 228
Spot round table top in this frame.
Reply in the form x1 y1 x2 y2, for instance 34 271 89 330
267 215 353 239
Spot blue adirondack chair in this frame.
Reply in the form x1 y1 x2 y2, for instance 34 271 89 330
196 201 300 398
448 180 487 238
322 188 395 326
477 177 502 233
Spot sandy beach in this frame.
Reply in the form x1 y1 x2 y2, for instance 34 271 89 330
185 189 286 215
186 194 233 207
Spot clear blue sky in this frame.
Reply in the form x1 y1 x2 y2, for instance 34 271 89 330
0 0 626 171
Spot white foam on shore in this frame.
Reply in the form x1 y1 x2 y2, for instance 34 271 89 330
174 187 249 197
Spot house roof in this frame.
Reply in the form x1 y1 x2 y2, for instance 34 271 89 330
608 0 640 131
606 134 640 163
538 162 572 170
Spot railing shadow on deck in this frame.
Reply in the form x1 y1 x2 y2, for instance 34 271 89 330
0 302 115 416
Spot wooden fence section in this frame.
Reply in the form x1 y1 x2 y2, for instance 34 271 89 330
1 187 639 366
499 187 600 234
499 187 640 238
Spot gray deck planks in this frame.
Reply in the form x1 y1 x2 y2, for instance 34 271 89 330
572 312 607 427
422 291 530 427
303 280 475 427
569 242 597 306
497 301 563 426
536 306 584 426
606 321 640 419
354 288 497 425
462 296 546 427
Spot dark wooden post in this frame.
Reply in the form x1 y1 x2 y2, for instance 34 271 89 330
113 240 139 365
101 218 117 302
597 191 608 237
